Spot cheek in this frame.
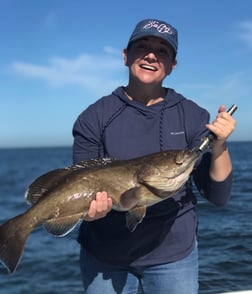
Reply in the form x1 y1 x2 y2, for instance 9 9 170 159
125 50 144 67
125 55 138 67
124 53 133 66
164 62 174 75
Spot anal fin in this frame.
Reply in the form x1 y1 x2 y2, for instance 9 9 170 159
43 213 84 237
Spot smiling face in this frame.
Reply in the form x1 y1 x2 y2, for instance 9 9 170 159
123 36 177 87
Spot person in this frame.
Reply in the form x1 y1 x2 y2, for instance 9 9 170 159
72 18 236 294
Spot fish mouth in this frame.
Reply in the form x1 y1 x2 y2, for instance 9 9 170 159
140 152 198 194
145 165 194 183
140 64 157 71
141 166 194 195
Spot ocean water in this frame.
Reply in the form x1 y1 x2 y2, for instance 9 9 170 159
0 142 251 294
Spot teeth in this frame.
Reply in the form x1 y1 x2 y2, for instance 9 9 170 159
140 64 156 71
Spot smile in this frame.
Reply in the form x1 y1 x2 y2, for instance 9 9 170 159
140 64 157 71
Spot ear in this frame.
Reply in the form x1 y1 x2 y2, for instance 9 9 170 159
172 59 177 69
166 59 177 76
123 48 128 66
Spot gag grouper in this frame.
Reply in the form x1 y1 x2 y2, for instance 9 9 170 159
0 105 237 275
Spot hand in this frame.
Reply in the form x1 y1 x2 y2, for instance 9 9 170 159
84 191 113 221
206 105 236 146
206 105 236 181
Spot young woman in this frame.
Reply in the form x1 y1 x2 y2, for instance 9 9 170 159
72 19 236 294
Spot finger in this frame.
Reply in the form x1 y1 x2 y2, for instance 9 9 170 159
107 197 113 210
102 193 113 211
206 119 235 140
87 200 97 218
96 191 106 212
218 105 226 113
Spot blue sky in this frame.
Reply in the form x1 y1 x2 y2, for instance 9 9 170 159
0 0 251 148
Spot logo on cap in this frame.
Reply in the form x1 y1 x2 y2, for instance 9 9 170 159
143 20 174 35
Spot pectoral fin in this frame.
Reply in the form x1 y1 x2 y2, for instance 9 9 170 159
125 206 146 232
119 187 141 209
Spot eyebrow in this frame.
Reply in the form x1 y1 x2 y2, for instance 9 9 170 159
137 37 170 47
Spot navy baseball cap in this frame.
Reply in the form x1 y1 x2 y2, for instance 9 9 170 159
127 19 178 55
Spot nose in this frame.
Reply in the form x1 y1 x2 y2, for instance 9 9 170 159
144 50 157 62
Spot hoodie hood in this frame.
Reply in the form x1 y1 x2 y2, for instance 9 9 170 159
112 86 185 112
73 84 209 161
101 86 189 153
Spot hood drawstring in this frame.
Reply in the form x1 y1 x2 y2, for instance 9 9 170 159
159 99 168 151
98 95 187 156
98 103 128 158
99 98 168 157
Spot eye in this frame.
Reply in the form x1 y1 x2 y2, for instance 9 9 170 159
136 42 149 50
156 47 171 57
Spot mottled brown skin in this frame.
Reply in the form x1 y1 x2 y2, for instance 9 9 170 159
0 149 198 274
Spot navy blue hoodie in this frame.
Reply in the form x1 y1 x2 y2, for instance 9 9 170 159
72 86 232 266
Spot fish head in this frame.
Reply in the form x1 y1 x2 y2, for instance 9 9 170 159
137 149 198 197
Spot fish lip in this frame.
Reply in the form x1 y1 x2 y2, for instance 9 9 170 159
140 64 157 71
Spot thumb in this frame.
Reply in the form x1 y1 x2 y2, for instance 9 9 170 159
218 105 226 113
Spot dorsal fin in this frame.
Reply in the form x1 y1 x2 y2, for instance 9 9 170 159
25 168 74 205
70 158 119 169
25 158 119 205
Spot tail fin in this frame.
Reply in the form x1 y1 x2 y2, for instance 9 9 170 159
0 214 31 274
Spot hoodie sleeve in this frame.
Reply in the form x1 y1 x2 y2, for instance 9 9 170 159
72 104 103 164
193 152 233 206
72 90 126 164
180 99 233 206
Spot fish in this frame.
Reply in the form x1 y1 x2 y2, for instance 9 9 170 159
0 149 199 274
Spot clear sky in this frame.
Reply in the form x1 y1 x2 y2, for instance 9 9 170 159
0 0 251 148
